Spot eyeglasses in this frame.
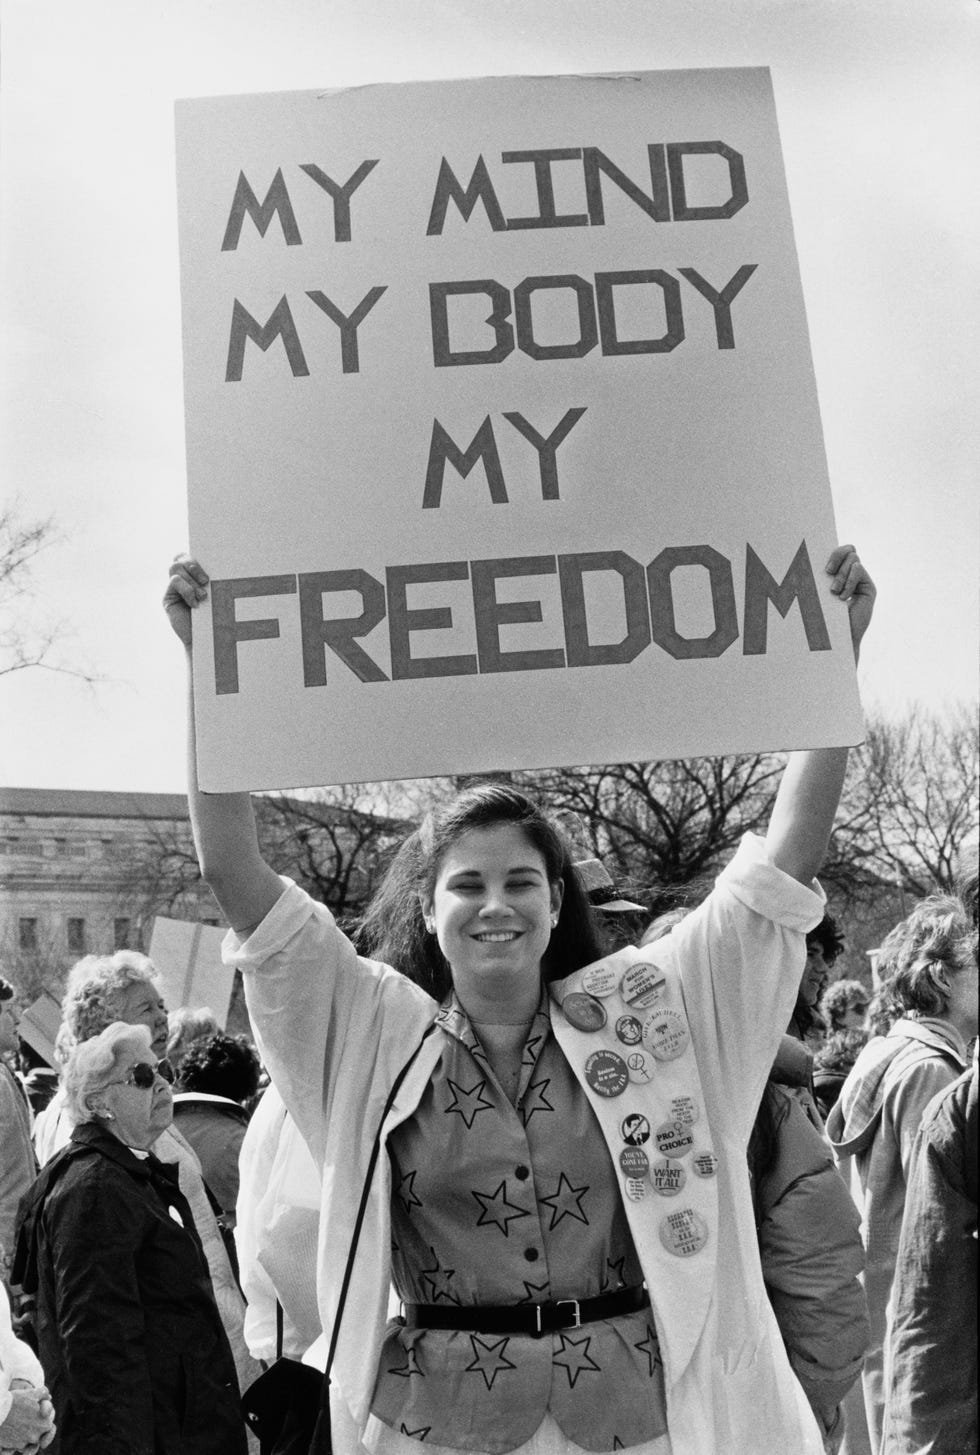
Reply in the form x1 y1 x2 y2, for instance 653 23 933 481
110 1059 174 1090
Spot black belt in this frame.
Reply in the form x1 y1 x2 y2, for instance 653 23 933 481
402 1284 649 1338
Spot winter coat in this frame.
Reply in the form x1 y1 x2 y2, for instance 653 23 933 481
812 1066 848 1124
754 1084 869 1444
881 1060 978 1455
13 1121 247 1455
32 1088 259 1403
826 1017 969 1452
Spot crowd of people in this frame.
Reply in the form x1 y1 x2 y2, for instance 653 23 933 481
0 546 974 1455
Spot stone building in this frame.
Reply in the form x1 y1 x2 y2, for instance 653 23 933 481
0 786 219 1002
1 784 412 1008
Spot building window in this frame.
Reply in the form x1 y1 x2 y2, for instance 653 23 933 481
113 918 131 950
18 918 38 952
67 917 86 955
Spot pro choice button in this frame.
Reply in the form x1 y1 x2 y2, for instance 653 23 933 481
654 1121 695 1159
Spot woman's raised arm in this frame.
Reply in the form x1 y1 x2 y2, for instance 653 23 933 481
765 545 876 885
164 556 283 936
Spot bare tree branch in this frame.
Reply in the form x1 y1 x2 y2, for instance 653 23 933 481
0 501 98 681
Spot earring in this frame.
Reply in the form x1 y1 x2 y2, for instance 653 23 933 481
550 913 559 928
424 919 435 935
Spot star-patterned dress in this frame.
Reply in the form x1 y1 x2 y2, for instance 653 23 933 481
368 991 668 1454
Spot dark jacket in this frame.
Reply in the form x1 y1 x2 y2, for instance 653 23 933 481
812 1065 848 1123
14 1121 246 1455
882 1060 978 1455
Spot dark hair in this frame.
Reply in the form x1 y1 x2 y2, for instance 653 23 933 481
874 893 976 1021
813 1027 869 1078
175 1032 261 1105
355 781 604 1000
806 912 845 964
819 978 870 1032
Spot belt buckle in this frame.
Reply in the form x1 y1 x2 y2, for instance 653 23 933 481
555 1299 582 1330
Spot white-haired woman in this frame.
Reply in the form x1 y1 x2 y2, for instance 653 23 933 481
14 1022 247 1455
31 951 259 1412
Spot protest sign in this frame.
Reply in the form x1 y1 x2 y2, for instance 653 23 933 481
19 992 63 1067
148 916 232 1026
176 68 864 790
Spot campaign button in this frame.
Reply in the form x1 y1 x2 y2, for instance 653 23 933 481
562 992 607 1032
624 1049 657 1085
654 1121 695 1159
692 1150 719 1178
650 1160 687 1197
620 1113 651 1146
658 1208 709 1257
669 1095 699 1127
584 1050 629 1098
619 1146 649 1178
621 962 667 1009
582 963 620 998
641 1009 690 1061
614 1014 644 1046
624 1177 648 1202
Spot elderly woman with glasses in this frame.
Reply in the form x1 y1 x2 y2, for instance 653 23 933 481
14 1022 247 1455
31 952 258 1412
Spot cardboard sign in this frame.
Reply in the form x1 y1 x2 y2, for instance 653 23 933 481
148 917 232 1026
19 992 63 1067
176 69 864 790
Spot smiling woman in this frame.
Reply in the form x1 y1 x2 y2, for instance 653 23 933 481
165 544 876 1455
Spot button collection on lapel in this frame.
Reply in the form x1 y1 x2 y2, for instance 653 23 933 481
558 950 719 1262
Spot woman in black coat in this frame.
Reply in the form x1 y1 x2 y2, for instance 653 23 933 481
14 1021 247 1455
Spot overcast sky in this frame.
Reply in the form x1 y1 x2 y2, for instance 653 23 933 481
2 0 977 793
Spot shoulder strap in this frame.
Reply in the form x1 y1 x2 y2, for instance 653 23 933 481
320 1024 436 1402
